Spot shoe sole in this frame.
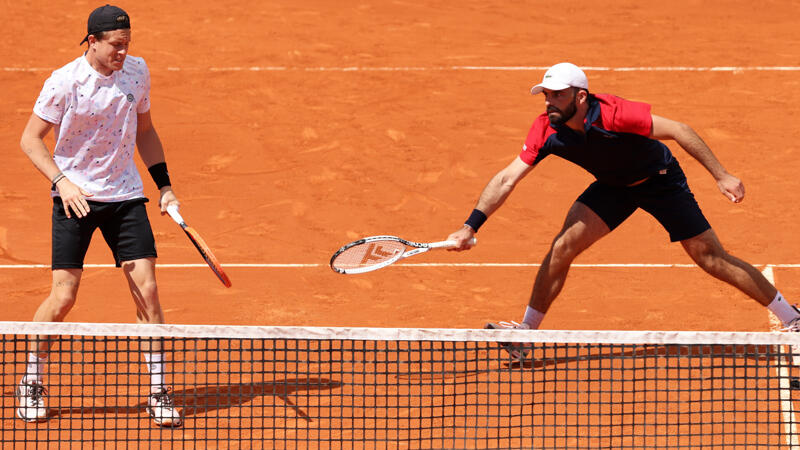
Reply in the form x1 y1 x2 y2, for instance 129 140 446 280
15 408 48 423
147 407 182 427
484 323 529 361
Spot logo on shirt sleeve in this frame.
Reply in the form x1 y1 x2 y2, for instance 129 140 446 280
126 93 135 102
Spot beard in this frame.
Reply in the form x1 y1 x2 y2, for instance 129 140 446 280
547 100 578 126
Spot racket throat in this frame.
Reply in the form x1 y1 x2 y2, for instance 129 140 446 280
360 242 401 264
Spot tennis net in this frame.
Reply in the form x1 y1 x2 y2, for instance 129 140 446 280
2 321 800 448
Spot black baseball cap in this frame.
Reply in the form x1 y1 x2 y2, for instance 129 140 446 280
79 5 131 45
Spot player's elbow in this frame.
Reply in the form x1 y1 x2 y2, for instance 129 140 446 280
500 177 518 190
496 175 521 195
498 168 527 190
675 121 695 136
662 121 698 142
20 133 39 155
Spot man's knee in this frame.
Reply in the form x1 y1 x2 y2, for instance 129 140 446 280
137 279 158 300
45 292 78 319
684 235 728 272
550 234 580 267
550 223 604 265
696 252 727 274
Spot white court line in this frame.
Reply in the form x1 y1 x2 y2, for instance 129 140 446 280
5 65 800 73
4 262 800 269
764 265 800 448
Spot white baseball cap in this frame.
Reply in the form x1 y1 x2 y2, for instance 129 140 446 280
530 62 588 95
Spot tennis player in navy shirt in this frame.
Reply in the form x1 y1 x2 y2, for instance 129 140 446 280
446 63 798 359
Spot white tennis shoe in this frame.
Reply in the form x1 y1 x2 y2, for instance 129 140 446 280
15 380 48 423
147 387 182 427
484 320 531 361
783 316 800 332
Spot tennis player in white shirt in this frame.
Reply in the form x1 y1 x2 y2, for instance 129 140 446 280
16 4 181 427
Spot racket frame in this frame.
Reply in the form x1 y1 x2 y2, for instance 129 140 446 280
330 235 470 274
166 205 232 287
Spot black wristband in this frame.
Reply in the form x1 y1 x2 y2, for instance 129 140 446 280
464 209 487 232
147 162 171 190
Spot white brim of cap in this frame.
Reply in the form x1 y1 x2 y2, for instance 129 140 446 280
530 81 572 95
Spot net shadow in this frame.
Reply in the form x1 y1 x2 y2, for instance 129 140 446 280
516 343 783 369
395 343 787 381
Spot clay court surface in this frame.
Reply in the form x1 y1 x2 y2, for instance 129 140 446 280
2 0 800 446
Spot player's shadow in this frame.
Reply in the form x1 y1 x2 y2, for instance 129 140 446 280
42 377 341 422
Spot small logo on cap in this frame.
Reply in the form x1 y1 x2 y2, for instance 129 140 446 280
126 93 135 102
117 15 128 22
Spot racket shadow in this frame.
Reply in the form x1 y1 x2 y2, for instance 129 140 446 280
45 377 342 421
172 378 342 419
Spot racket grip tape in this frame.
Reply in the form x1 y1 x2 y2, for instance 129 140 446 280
166 204 186 226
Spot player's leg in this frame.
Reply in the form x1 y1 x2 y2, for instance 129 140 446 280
681 229 798 328
105 199 181 426
122 257 164 325
123 256 183 426
101 199 160 326
18 197 96 423
681 230 799 327
17 269 83 423
640 160 798 328
527 200 614 315
681 229 776 305
486 183 635 360
525 181 636 323
29 269 83 354
121 258 181 427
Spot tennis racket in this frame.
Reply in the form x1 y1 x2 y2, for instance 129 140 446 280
330 235 476 274
166 204 232 287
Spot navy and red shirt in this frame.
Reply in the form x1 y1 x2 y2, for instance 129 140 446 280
520 93 675 187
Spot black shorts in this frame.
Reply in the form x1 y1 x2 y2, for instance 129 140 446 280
576 160 711 242
51 197 157 269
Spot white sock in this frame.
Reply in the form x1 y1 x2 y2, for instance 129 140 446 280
143 353 165 392
23 353 47 384
522 306 545 329
767 292 800 325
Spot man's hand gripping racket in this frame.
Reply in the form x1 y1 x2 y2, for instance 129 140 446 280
330 236 476 275
166 204 232 287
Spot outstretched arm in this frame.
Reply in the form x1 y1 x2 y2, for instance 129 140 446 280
447 156 534 250
137 111 178 212
651 114 744 203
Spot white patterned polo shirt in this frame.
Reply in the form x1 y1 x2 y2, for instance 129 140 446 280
34 54 151 202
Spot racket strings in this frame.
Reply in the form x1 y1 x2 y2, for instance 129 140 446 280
331 240 406 270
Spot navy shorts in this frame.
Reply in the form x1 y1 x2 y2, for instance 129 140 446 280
51 197 157 269
576 160 711 242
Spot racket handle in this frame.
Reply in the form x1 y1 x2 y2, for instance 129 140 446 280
166 204 185 225
434 237 477 249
